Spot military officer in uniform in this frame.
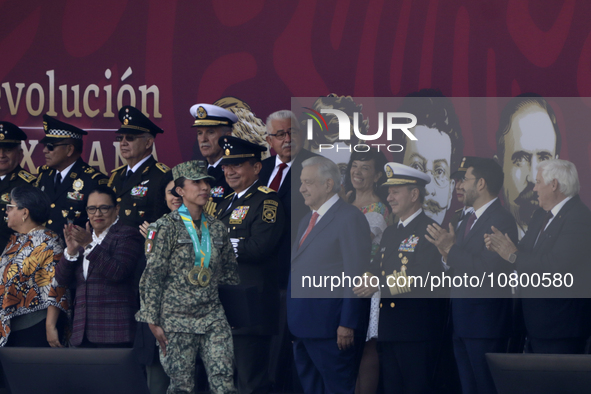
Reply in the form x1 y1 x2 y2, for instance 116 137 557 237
215 136 285 394
34 115 108 235
136 161 239 394
108 105 170 229
190 103 237 215
0 122 36 251
360 162 446 394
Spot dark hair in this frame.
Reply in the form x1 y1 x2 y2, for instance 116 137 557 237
495 93 561 161
344 149 389 207
398 89 464 172
10 186 51 224
470 158 504 197
88 185 118 206
70 138 83 153
171 177 212 199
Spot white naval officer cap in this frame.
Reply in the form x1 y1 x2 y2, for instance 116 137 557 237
189 104 238 127
382 162 431 187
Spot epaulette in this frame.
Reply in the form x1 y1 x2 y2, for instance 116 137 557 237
18 170 36 183
224 192 236 199
84 166 96 174
111 164 126 173
91 172 103 179
455 208 463 213
258 186 275 194
38 165 50 172
156 162 170 173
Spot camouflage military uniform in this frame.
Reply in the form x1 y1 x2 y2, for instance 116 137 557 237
136 209 239 394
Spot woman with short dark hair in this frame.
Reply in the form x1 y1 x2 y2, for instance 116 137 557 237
0 186 68 347
55 185 144 347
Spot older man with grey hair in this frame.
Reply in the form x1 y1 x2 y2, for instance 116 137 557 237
287 156 371 394
486 159 591 354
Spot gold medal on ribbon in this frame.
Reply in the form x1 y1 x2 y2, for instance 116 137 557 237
188 266 201 285
198 267 212 287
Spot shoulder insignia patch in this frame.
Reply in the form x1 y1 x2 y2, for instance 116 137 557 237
262 200 277 223
98 179 109 185
18 171 36 183
111 164 126 173
85 167 96 174
155 162 170 173
258 186 275 194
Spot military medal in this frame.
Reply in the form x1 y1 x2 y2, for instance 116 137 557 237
198 267 211 286
188 266 202 285
179 204 212 287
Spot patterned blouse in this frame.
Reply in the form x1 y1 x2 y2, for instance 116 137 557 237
0 229 68 346
360 202 391 258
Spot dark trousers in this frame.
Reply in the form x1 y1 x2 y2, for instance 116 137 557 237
453 336 508 394
5 319 51 347
377 340 439 394
293 337 363 394
233 335 272 394
528 337 587 354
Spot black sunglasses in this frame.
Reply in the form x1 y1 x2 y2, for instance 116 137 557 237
45 143 70 151
116 135 146 142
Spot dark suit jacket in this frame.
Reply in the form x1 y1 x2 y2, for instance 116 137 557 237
516 195 591 339
375 211 446 341
34 158 108 234
448 199 517 338
215 180 285 335
287 198 371 339
55 220 145 346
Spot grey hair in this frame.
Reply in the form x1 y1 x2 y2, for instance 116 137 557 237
302 156 341 193
537 159 579 197
266 110 299 134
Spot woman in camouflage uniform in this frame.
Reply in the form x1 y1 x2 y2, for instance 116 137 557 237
136 160 239 394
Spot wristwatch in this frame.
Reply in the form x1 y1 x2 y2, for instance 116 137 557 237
508 252 518 264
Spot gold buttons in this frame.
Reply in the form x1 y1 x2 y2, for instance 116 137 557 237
381 271 385 276
48 220 53 224
70 207 73 210
50 204 55 208
390 302 395 308
379 303 382 308
117 198 122 202
380 263 382 267
133 203 137 207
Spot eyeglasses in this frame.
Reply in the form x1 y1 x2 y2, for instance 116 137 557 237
45 143 70 151
5 204 20 213
268 130 299 140
116 135 146 142
86 205 114 215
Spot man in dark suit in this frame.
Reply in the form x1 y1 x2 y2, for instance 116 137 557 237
107 105 170 229
215 136 285 394
361 162 445 393
426 158 517 394
35 115 108 235
486 159 591 354
288 156 371 394
190 103 236 215
449 156 477 232
0 122 36 251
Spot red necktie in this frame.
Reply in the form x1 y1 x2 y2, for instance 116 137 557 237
299 212 319 248
463 212 477 238
269 163 288 191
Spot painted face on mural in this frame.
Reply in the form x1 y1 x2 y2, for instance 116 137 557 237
497 103 557 230
402 125 454 224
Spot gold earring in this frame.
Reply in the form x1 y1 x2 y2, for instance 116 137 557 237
22 217 25 223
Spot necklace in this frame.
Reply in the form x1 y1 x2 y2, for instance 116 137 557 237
27 226 44 234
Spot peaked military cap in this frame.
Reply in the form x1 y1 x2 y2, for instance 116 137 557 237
190 104 238 127
172 160 215 182
41 115 87 143
117 105 164 136
451 156 480 179
382 162 431 187
0 121 27 146
218 136 266 165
